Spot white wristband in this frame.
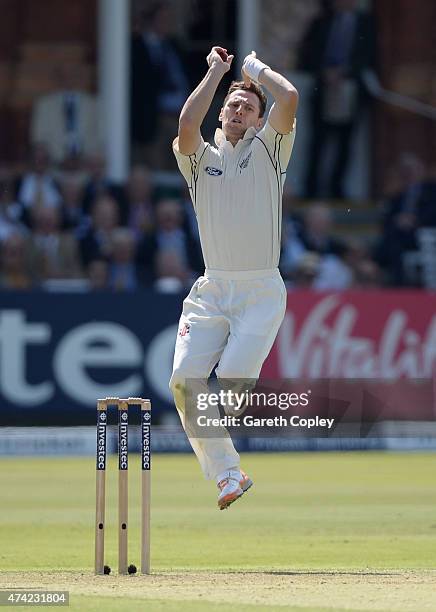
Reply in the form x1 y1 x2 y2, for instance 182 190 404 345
242 55 270 83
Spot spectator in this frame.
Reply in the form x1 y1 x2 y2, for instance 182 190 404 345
137 198 203 282
131 1 189 169
108 228 139 291
376 153 436 285
81 152 126 216
0 173 26 242
288 252 321 289
154 249 191 293
126 165 154 241
341 237 379 285
281 202 351 289
298 0 376 198
280 190 304 277
0 232 32 289
59 175 86 231
299 202 345 257
314 252 353 289
87 258 109 291
27 206 83 283
79 194 121 266
30 63 100 166
15 144 62 220
353 258 381 288
286 248 353 290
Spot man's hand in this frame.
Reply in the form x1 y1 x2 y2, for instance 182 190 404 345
207 46 234 73
244 52 298 134
242 51 270 85
177 46 234 155
242 51 256 86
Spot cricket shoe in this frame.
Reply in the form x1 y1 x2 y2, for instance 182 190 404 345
217 469 253 510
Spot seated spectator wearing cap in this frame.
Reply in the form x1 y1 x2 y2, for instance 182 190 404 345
0 232 33 289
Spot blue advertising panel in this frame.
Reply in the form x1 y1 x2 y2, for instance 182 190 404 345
0 291 183 425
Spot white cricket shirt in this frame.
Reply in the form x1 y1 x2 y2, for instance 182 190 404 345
173 119 296 271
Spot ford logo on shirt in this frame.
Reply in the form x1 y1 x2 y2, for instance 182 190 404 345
205 166 223 176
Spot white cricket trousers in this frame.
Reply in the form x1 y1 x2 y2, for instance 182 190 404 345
169 268 287 480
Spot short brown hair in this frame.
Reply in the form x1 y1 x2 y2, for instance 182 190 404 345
224 80 267 118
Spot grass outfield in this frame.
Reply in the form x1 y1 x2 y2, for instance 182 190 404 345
0 452 435 610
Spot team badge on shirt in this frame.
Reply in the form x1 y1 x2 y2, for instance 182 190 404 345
205 166 223 176
239 152 252 169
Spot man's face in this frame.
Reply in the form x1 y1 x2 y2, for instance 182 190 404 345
219 90 263 143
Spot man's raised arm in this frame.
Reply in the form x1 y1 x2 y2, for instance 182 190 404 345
242 52 298 135
177 47 234 155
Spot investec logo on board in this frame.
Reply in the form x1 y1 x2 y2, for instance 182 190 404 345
119 414 128 470
96 415 106 470
142 411 151 470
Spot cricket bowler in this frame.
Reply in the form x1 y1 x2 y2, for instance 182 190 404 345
170 46 298 509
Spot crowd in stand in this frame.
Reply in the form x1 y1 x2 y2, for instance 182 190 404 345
1 141 435 292
1 0 435 292
281 199 381 290
281 152 436 289
0 143 203 292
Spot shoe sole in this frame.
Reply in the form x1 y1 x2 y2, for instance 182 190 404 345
218 478 253 511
